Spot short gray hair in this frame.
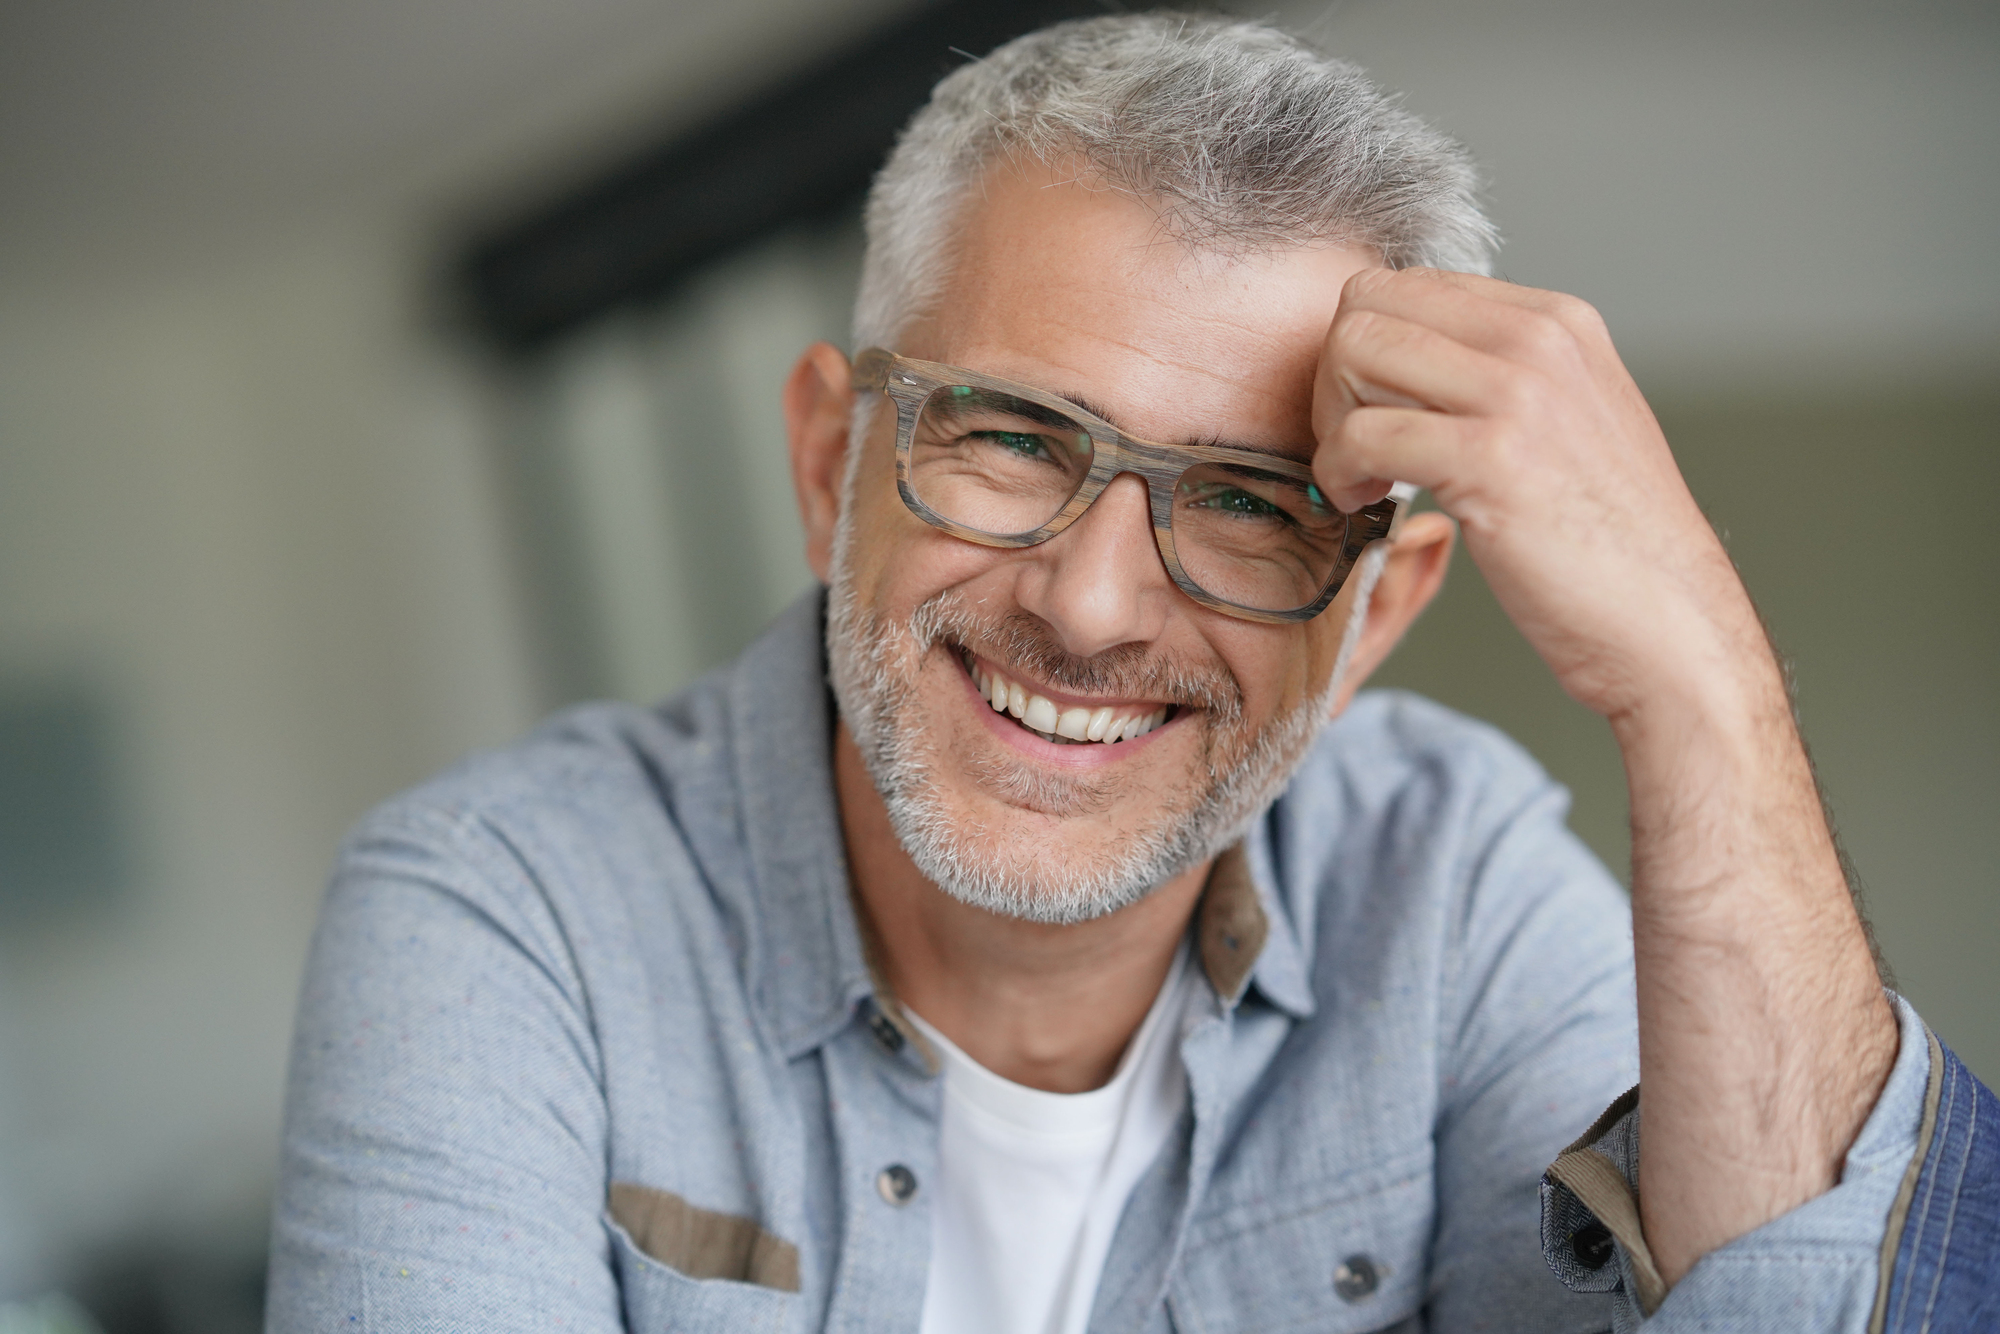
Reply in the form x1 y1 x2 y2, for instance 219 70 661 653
852 11 1498 352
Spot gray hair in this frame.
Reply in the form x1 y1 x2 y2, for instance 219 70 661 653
852 11 1498 352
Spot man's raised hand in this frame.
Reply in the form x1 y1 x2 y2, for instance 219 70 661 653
1310 267 1766 729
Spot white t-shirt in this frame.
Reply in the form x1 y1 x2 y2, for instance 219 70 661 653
904 944 1195 1334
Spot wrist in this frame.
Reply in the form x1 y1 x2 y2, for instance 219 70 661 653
1605 628 1792 768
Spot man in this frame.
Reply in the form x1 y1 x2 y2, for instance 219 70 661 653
268 14 1994 1333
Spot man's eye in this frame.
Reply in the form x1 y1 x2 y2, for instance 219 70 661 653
971 430 1049 459
1187 484 1282 518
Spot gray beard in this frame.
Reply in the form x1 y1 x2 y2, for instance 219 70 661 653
824 521 1378 925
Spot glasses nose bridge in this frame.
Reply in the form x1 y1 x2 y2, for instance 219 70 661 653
1056 422 1167 536
1074 427 1176 519
1046 446 1178 589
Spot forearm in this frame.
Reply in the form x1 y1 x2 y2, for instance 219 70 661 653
1614 622 1897 1287
1307 265 1907 1291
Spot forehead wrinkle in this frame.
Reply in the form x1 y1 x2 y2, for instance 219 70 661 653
1042 388 1311 462
1015 325 1313 454
939 335 1313 458
939 250 1330 456
1059 283 1314 390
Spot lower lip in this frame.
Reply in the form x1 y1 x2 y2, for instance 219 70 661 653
952 652 1176 768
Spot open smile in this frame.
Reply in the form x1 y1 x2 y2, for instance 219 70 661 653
956 648 1176 747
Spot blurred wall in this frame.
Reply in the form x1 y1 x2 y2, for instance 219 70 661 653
0 0 906 1304
0 0 1992 1319
0 210 539 1318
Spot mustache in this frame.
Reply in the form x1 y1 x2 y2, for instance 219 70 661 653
906 591 1244 723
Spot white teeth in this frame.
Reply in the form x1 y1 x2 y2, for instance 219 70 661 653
1117 711 1164 742
1101 707 1167 744
968 655 1169 746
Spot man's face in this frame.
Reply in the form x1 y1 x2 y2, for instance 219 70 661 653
827 161 1382 922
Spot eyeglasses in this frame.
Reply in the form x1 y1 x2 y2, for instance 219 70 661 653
852 348 1406 625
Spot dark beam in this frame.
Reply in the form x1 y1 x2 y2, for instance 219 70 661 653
457 0 1112 354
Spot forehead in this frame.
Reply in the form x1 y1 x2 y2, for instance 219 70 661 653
911 159 1379 448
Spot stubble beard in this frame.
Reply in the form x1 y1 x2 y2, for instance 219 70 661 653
825 507 1366 926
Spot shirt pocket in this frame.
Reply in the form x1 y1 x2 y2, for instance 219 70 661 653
1169 1159 1433 1334
607 1216 800 1334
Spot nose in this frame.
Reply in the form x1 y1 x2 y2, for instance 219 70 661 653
1010 473 1175 657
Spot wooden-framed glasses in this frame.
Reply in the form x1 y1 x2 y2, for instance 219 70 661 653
852 347 1406 624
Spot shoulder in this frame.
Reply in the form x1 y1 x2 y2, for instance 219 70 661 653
362 682 727 852
329 670 750 948
1264 689 1624 962
1283 687 1571 845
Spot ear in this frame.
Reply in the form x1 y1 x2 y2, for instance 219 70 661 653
784 341 856 582
1331 510 1456 714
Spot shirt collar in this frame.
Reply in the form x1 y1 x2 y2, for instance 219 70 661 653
729 590 878 1060
730 589 1316 1060
1223 826 1316 1019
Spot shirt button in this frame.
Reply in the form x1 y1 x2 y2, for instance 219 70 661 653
876 1164 919 1206
1571 1221 1616 1271
868 1009 906 1053
1333 1254 1379 1302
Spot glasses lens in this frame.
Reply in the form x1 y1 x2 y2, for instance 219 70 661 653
909 385 1094 536
1171 463 1349 613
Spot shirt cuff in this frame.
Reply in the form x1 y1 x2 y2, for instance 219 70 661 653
1539 992 1934 1329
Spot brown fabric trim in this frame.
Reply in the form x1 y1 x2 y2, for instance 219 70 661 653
1561 1085 1641 1158
1197 843 1267 1004
1548 1084 1666 1316
1547 1145 1668 1316
1869 1026 1945 1334
608 1182 801 1292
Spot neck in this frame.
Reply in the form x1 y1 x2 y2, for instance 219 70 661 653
834 723 1208 1093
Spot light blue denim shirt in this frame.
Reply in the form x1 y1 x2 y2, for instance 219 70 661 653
268 591 1934 1332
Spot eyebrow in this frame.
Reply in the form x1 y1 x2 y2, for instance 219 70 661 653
1054 390 1314 463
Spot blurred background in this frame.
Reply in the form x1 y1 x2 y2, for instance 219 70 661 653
0 0 1993 1328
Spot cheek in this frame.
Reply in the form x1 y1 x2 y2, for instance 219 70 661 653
844 446 1010 615
1212 618 1342 721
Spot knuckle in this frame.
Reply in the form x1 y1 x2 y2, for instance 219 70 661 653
1347 266 1398 298
1497 369 1553 419
1325 413 1380 467
1548 290 1607 333
1477 419 1528 475
1328 307 1378 354
1335 406 1380 446
1515 311 1573 359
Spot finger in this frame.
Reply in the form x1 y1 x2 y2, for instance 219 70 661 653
1315 308 1521 428
1339 267 1610 366
1313 406 1475 512
1354 266 1587 320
